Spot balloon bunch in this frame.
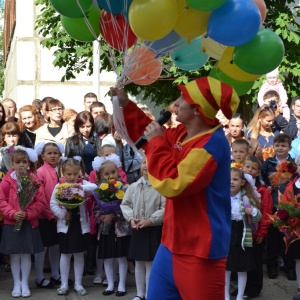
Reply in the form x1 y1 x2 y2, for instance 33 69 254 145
50 0 285 96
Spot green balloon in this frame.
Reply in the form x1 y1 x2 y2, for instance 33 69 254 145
61 4 101 42
210 67 254 96
186 0 227 11
233 29 285 75
50 0 93 18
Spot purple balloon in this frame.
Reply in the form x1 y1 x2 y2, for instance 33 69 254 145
207 0 261 46
144 30 182 56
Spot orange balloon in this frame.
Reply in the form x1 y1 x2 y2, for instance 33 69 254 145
125 46 162 85
252 0 267 22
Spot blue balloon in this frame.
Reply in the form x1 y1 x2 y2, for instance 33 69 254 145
170 37 209 71
144 30 181 56
122 0 133 23
207 0 261 46
97 0 123 15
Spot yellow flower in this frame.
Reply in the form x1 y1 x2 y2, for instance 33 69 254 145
115 190 125 200
100 183 109 190
114 181 122 188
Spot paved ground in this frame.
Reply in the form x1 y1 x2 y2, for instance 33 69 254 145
0 264 297 299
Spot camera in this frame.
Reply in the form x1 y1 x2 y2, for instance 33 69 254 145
269 100 278 110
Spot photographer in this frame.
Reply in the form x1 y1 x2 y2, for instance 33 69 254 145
262 90 289 133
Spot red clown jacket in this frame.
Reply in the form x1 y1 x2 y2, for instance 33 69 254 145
123 101 231 259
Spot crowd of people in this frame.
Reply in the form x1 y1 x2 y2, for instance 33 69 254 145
0 69 299 300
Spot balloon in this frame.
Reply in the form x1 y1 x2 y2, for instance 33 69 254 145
174 0 210 40
218 47 261 81
97 0 123 15
144 30 181 56
186 0 227 11
170 37 209 71
252 0 267 22
207 0 261 46
210 67 255 96
125 46 163 85
233 29 285 75
129 0 178 41
202 36 227 60
61 4 101 42
50 0 93 18
100 12 137 51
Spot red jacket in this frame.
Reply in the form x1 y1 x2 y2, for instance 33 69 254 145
253 184 273 239
36 162 58 220
0 170 46 227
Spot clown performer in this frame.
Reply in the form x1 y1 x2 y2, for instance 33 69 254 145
110 77 240 300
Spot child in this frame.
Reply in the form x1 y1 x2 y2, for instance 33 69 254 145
92 153 131 297
121 158 165 300
50 157 97 296
89 144 127 183
89 144 126 285
225 168 262 300
261 133 297 280
283 155 300 300
257 68 289 121
34 142 64 288
0 148 45 298
242 157 273 298
231 138 250 164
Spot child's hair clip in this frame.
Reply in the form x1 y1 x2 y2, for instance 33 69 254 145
106 153 122 168
60 157 68 163
92 156 105 172
25 148 38 163
34 142 45 156
55 142 65 155
73 156 82 162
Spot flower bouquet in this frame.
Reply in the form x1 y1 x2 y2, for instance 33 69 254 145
268 192 300 253
231 162 243 169
93 178 129 235
55 183 86 226
0 146 24 171
262 145 275 161
268 160 297 187
15 173 41 231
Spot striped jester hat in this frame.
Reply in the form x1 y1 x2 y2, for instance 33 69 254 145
178 77 240 126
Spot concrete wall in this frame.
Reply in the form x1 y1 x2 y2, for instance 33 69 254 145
4 0 117 114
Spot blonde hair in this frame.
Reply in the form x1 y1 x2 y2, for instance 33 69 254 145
58 157 85 178
63 108 77 122
95 160 120 184
247 105 275 139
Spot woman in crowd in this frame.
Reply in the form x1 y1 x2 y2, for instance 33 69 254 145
18 105 43 148
247 105 278 161
65 111 101 175
63 109 77 127
35 98 74 146
226 113 263 161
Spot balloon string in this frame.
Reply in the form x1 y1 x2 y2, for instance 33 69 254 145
75 0 100 42
112 96 145 157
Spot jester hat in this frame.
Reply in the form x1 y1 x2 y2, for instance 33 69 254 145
178 77 240 126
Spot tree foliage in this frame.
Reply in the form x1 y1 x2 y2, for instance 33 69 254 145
35 0 300 113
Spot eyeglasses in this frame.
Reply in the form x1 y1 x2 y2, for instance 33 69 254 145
48 107 63 112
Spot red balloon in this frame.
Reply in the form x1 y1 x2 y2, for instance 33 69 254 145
252 0 266 22
100 12 137 51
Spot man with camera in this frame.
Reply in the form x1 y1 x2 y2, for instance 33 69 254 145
262 90 289 134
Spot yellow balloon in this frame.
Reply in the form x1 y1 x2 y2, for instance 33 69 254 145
174 0 210 40
129 0 178 41
218 47 262 82
202 36 226 60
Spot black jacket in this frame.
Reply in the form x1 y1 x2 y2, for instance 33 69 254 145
65 134 102 158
